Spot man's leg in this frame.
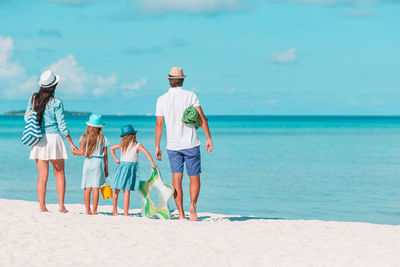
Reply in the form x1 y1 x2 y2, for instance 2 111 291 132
188 175 200 221
184 146 201 221
167 149 185 219
172 173 184 219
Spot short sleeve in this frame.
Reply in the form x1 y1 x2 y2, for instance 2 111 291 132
155 97 164 116
191 92 200 107
103 137 109 147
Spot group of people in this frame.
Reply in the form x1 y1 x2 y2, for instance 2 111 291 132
24 67 213 221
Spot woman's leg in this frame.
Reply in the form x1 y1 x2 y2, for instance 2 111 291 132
123 190 130 216
92 188 99 215
84 187 92 215
36 159 49 212
112 189 120 216
51 159 68 213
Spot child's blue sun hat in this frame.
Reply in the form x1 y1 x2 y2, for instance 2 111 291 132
86 114 106 128
120 124 137 137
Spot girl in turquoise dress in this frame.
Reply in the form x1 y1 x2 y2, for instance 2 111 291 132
110 124 157 216
72 114 109 215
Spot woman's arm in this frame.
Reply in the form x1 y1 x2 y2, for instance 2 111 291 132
110 144 121 164
54 99 77 150
24 96 33 123
65 135 78 151
54 99 70 136
137 144 157 169
71 143 86 156
104 147 109 177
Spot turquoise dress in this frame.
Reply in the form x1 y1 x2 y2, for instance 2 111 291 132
80 136 109 189
111 142 140 191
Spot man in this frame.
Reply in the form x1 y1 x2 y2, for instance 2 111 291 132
155 66 213 221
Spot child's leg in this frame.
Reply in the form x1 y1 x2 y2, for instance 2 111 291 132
112 189 120 216
92 188 99 215
123 190 130 216
84 188 92 215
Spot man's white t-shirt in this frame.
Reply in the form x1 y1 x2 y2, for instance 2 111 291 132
156 87 201 151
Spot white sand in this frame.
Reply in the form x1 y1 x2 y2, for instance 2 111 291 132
1 199 399 267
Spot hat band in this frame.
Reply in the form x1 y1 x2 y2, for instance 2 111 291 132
168 75 184 78
42 76 56 86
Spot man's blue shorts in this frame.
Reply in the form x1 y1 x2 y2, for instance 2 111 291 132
167 146 201 176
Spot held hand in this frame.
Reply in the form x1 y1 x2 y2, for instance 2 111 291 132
206 139 213 153
69 142 78 152
105 169 109 178
155 147 162 161
114 159 120 165
152 164 159 169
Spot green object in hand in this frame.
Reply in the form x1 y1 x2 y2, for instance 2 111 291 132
182 106 200 129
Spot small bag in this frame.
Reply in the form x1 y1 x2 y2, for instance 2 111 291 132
100 179 112 199
182 105 200 129
21 96 42 146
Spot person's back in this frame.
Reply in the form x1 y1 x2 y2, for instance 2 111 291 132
156 87 200 150
155 66 213 221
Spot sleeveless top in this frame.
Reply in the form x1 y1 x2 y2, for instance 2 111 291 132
120 142 140 162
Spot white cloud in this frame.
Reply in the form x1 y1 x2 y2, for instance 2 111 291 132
121 77 147 91
139 0 243 15
340 7 374 16
265 99 280 105
0 35 118 99
45 0 90 5
47 54 118 98
227 87 236 94
269 48 298 64
268 0 393 6
0 35 38 99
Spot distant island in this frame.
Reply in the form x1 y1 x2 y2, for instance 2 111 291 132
4 110 91 116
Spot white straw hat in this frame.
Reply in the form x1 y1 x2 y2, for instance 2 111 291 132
167 66 187 79
38 70 60 88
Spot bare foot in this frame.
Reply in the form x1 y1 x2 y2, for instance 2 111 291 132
59 207 68 213
178 210 185 220
39 206 49 212
124 213 129 216
86 210 93 215
112 210 118 216
93 211 98 215
189 206 198 221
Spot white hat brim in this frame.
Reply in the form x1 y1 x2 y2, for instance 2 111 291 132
39 74 60 88
86 122 106 128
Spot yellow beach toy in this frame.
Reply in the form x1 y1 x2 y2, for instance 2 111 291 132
100 182 112 199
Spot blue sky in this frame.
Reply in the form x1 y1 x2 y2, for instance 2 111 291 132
0 0 399 115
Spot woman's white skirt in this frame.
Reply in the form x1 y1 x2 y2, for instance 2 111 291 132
30 134 68 160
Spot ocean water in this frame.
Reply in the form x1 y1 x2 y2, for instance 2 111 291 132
1 115 400 225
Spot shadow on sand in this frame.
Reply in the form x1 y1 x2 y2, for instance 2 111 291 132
197 215 285 222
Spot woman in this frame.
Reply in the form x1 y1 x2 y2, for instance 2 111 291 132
24 70 77 212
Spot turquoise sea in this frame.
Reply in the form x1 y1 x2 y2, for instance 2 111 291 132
1 115 400 225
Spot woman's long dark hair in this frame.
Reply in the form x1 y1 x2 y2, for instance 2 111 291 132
32 85 57 125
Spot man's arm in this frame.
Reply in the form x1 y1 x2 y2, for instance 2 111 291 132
155 116 164 160
195 106 213 153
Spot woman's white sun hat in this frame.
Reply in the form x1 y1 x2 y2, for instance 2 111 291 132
38 70 60 88
167 66 187 79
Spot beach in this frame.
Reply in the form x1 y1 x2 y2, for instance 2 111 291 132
1 199 399 267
